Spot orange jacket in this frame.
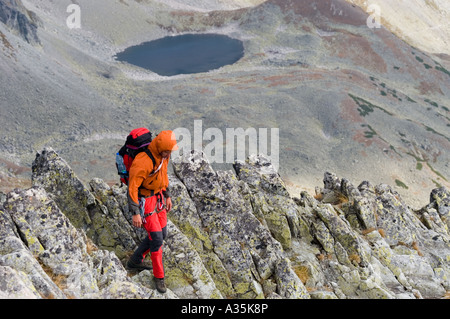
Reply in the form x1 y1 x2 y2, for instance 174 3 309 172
128 130 178 211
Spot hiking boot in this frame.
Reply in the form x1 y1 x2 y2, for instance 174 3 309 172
126 259 153 271
154 277 167 293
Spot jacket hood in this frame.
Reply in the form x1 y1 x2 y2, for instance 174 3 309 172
150 130 178 156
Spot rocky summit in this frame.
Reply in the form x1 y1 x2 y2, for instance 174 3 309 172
0 148 449 299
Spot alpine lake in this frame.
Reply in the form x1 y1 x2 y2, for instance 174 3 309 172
115 33 244 76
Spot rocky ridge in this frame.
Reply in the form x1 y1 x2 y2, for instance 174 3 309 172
0 0 40 45
0 147 449 299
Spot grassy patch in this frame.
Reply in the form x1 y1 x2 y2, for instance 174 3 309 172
389 145 402 157
293 265 310 285
395 179 409 189
435 63 450 77
369 78 405 102
406 152 448 181
426 162 448 182
361 124 377 138
432 179 442 188
406 96 416 103
424 125 450 142
424 99 438 108
348 94 394 117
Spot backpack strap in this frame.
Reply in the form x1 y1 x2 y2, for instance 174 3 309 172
144 148 157 175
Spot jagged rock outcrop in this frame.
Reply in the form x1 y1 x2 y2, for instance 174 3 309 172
0 0 40 45
0 147 449 299
0 186 163 299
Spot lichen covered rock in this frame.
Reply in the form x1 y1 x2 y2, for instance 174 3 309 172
0 186 154 298
1 149 449 299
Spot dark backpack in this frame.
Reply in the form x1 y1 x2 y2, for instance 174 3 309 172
116 128 156 185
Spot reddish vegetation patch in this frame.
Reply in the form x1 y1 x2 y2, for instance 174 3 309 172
268 0 367 26
0 175 31 193
0 158 30 175
339 95 364 124
352 127 390 151
323 34 387 74
199 88 215 94
340 69 373 88
378 32 422 78
262 71 327 87
0 158 31 193
264 74 295 87
234 74 258 85
302 25 312 32
212 78 230 83
264 74 295 81
352 129 374 147
417 81 444 95
299 71 325 82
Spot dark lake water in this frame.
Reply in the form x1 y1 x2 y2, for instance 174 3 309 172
115 34 244 76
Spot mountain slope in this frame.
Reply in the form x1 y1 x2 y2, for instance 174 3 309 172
345 0 450 56
0 0 449 208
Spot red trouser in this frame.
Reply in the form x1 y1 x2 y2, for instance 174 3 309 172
131 192 167 278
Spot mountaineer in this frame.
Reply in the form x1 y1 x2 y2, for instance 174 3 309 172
126 130 178 294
